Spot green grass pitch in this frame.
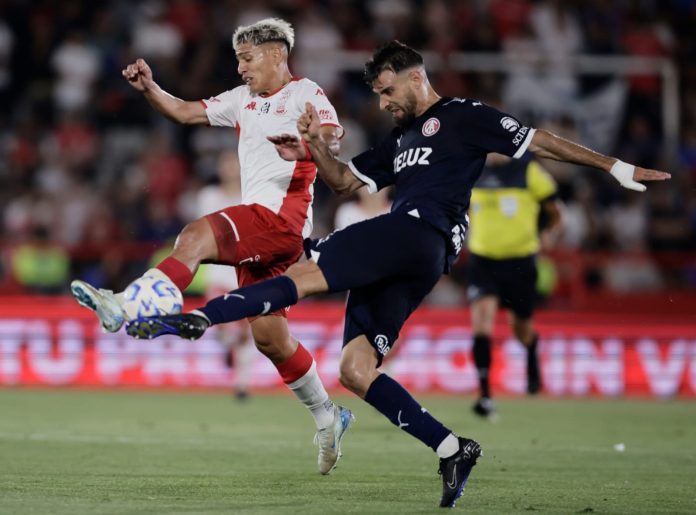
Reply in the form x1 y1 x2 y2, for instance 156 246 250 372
0 389 694 514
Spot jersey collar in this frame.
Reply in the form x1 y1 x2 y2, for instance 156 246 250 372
259 76 302 98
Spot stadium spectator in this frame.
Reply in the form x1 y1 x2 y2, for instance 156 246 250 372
194 150 254 401
334 186 391 231
11 226 70 294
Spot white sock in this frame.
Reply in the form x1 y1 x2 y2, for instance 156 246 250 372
143 267 170 280
191 309 211 324
115 268 171 300
286 361 335 429
436 433 460 458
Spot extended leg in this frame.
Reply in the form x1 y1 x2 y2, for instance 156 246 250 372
339 337 482 508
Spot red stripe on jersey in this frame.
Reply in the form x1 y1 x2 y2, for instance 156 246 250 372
278 160 316 233
200 99 208 108
235 122 241 138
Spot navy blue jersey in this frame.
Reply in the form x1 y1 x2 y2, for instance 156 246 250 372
348 97 535 262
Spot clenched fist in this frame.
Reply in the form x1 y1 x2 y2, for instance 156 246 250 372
122 58 154 92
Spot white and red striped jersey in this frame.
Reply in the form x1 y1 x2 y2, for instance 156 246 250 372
201 78 343 238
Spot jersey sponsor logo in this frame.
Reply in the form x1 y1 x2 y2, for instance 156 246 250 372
512 125 529 146
244 101 257 110
318 109 333 121
393 147 432 173
422 117 440 137
500 116 520 132
450 223 467 255
374 334 390 356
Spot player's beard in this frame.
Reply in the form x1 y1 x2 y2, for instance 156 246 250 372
392 92 418 128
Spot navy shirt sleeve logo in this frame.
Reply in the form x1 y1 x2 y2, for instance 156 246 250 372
500 116 520 132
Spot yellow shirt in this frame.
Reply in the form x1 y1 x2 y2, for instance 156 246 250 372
468 159 557 259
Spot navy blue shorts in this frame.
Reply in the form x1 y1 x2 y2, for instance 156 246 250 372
466 253 538 319
304 212 447 364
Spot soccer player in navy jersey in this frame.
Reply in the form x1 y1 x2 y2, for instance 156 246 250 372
126 41 670 508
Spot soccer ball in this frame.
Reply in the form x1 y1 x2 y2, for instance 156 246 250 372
121 275 183 320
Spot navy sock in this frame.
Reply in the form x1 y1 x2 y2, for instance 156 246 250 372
364 374 451 452
199 276 298 325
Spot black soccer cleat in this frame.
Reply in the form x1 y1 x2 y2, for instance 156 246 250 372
472 397 496 419
438 437 482 508
126 313 210 340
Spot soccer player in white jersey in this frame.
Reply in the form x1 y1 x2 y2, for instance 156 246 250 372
70 18 353 475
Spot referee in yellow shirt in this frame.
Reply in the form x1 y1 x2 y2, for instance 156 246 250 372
467 152 563 418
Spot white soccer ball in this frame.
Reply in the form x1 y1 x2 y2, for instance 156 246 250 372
121 275 183 320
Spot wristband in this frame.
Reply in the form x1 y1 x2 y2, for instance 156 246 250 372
609 160 646 192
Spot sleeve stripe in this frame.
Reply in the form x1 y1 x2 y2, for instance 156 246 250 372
199 99 208 108
347 161 378 193
513 127 536 159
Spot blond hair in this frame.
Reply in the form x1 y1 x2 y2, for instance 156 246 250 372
233 18 295 52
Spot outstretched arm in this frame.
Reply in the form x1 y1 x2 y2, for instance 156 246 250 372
527 129 671 192
122 58 208 125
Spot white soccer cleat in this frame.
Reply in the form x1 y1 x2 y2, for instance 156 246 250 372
314 404 355 475
70 280 124 332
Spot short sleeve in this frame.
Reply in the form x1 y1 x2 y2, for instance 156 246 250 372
297 82 344 138
526 161 557 201
460 103 535 159
347 134 398 193
201 89 240 128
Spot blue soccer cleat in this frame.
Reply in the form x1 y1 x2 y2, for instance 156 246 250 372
126 313 210 340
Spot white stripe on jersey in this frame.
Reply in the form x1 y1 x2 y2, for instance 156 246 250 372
219 212 240 241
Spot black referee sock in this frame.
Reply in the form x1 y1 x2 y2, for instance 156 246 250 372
199 276 299 325
473 334 492 398
526 333 541 393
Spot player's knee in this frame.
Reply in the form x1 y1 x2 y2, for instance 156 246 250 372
173 219 216 261
338 362 372 397
285 261 328 299
250 320 295 362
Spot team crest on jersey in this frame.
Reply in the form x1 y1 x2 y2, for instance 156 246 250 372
422 117 440 137
500 116 519 132
275 90 291 115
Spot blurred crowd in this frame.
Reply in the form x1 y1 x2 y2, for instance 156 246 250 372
2 0 696 298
